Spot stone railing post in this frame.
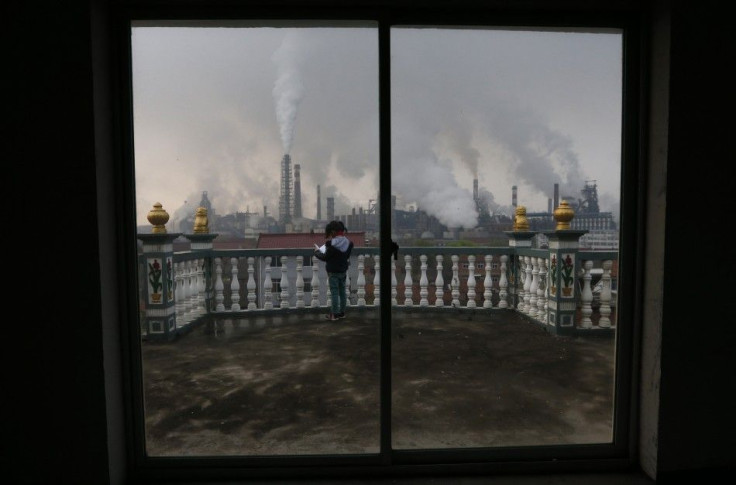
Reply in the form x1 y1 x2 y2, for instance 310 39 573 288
357 255 366 306
451 254 460 307
373 255 381 306
138 228 180 341
498 254 509 309
295 255 305 308
403 254 413 306
505 206 536 311
543 200 586 335
483 255 493 308
434 255 445 307
419 254 429 306
246 257 257 309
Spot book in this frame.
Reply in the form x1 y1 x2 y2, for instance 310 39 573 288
315 243 326 254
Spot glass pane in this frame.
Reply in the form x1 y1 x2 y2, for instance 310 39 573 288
391 27 622 449
132 22 380 456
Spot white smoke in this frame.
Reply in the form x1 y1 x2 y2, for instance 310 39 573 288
271 32 305 154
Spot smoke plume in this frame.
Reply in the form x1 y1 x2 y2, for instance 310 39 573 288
272 32 305 154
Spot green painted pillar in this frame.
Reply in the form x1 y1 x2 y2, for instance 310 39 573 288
543 200 587 335
138 203 181 341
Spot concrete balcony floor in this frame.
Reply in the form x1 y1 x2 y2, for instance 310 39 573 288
142 308 620 459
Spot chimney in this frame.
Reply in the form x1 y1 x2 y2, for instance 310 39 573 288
554 183 559 210
316 184 321 220
293 163 302 219
326 197 335 222
473 177 478 202
512 185 518 208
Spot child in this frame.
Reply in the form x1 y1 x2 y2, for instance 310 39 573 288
314 220 354 321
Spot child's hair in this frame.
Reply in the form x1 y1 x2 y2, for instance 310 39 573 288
325 220 348 237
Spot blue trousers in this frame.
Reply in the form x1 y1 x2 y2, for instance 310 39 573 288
328 272 347 315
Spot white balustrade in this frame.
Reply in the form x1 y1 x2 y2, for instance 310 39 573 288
310 257 320 308
599 260 613 328
529 257 539 317
523 256 533 313
295 255 305 308
246 257 256 309
499 255 508 309
357 255 366 306
214 257 225 312
403 255 413 306
373 255 381 306
419 255 429 306
279 256 290 309
537 257 547 322
580 260 593 329
451 255 460 308
263 257 273 309
434 255 444 307
466 255 477 308
230 257 241 311
484 255 493 308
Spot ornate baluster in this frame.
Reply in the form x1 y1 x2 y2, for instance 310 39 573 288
373 255 381 306
580 260 593 329
196 258 206 317
280 256 290 309
528 257 539 317
214 257 225 312
295 255 304 308
498 255 508 309
230 257 241 311
523 256 533 313
263 257 273 309
434 254 444 307
466 255 477 308
537 257 547 322
483 255 493 308
345 270 351 307
391 257 397 306
451 254 460 308
246 257 256 309
310 257 320 308
419 254 429 306
599 260 613 328
516 257 525 312
403 254 413 306
175 261 185 320
357 255 366 306
186 259 197 317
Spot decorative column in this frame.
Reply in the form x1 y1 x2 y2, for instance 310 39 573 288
138 203 180 341
528 257 539 317
246 257 257 309
230 257 241 311
466 255 477 308
373 255 381 306
295 255 305 308
451 254 460 308
357 255 366 306
419 255 429 306
263 257 273 309
402 255 413 306
310 257 320 308
483 255 493 308
543 200 587 335
279 256 290 309
498 254 509 309
505 206 536 311
434 255 445 307
598 260 613 328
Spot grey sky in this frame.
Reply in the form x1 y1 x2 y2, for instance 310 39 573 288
132 24 621 229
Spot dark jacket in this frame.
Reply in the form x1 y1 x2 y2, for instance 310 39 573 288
315 235 354 273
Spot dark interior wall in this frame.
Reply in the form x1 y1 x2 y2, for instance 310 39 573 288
656 0 735 478
9 1 112 484
7 0 734 483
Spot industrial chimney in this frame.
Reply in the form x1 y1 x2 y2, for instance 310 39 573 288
279 154 292 224
473 177 479 202
293 163 302 219
326 196 335 222
512 185 518 208
554 183 560 210
317 184 321 220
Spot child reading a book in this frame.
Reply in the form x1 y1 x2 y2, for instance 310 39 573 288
314 220 354 321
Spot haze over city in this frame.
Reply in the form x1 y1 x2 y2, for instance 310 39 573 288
131 23 622 230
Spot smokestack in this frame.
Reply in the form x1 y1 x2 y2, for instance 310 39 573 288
317 185 321 220
293 163 302 219
279 154 292 224
326 197 335 222
554 183 559 210
512 185 517 208
473 177 478 202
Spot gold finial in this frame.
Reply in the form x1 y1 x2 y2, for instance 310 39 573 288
193 207 209 234
513 206 529 231
147 202 169 234
553 200 575 230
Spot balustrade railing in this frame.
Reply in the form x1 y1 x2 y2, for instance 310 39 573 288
138 241 617 341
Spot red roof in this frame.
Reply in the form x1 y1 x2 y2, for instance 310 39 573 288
256 232 366 249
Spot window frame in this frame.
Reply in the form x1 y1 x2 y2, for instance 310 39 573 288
113 1 645 481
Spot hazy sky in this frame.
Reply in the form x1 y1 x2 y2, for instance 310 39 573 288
132 24 622 229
